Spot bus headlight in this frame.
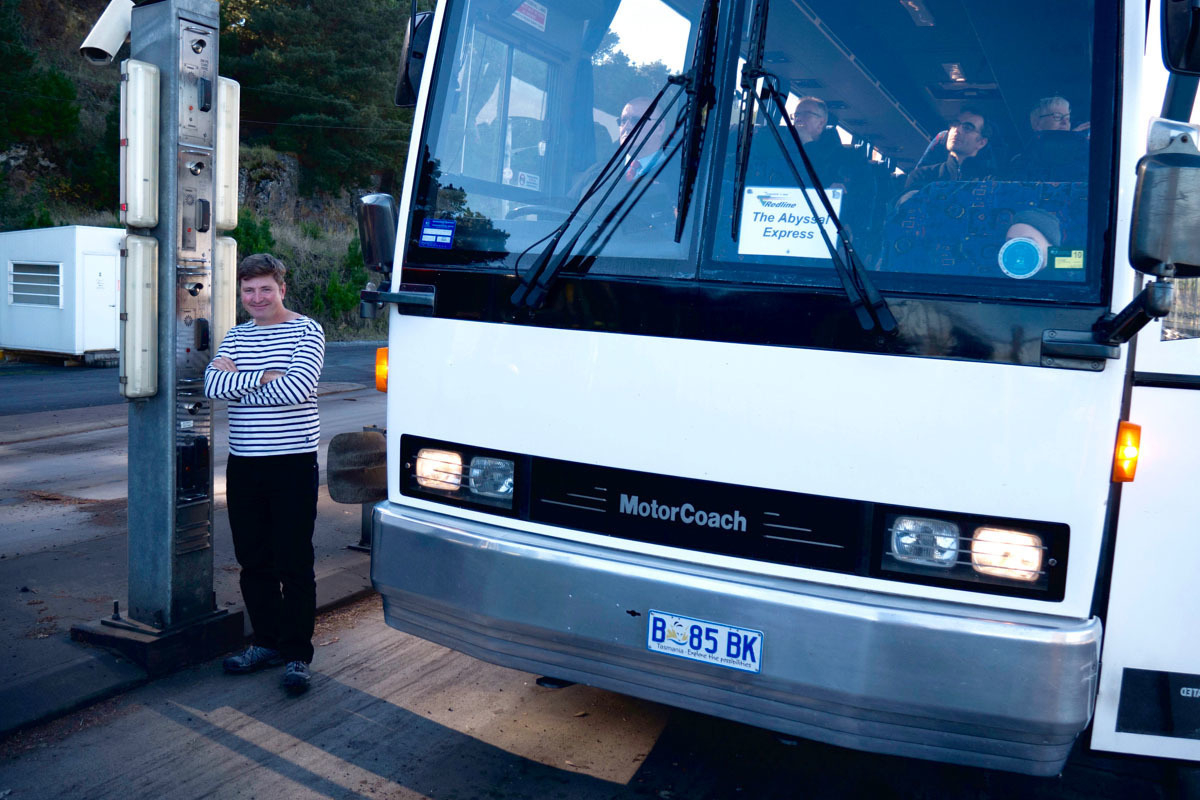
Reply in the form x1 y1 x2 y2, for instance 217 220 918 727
405 436 520 511
415 449 463 490
970 527 1043 581
469 457 514 499
889 516 959 567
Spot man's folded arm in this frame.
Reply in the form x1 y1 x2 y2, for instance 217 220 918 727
237 324 325 406
203 339 267 400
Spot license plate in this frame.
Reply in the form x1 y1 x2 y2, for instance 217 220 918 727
647 610 763 674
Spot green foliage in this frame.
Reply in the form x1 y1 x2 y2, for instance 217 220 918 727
22 204 55 229
220 0 412 192
591 32 673 118
230 210 277 255
0 0 36 151
299 221 325 240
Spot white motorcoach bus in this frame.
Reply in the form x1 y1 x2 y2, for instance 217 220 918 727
335 0 1200 776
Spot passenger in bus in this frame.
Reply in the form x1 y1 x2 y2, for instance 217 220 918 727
790 96 858 191
901 108 994 198
571 96 668 195
1008 96 1090 182
1029 96 1073 132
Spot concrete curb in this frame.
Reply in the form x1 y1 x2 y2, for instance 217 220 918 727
0 556 374 739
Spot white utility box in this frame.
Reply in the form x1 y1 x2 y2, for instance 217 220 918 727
0 225 125 361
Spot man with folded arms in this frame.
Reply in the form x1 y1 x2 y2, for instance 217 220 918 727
204 252 325 695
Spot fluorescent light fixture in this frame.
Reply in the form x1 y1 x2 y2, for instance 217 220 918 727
212 236 237 350
120 59 159 228
942 62 966 82
214 77 240 231
120 235 158 399
899 0 934 26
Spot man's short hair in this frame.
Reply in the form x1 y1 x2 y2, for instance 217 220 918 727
1030 96 1070 123
796 95 828 120
1032 95 1070 114
238 253 287 287
960 106 995 140
1013 209 1062 247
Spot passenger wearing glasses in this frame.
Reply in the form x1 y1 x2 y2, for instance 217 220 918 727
901 108 994 198
1030 96 1073 132
1008 96 1090 181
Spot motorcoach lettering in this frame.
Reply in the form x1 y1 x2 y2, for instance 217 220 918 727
619 494 747 532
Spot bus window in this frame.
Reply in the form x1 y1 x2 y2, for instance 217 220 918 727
407 0 697 277
707 0 1100 301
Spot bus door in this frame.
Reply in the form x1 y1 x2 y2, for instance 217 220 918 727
1092 286 1200 758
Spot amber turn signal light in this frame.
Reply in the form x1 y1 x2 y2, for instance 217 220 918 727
375 347 388 392
1112 421 1141 482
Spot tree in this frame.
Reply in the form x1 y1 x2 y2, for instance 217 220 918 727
220 0 413 192
591 31 673 119
0 0 79 149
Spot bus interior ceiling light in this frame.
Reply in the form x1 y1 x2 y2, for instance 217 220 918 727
898 0 935 27
970 528 1044 582
890 516 959 567
1112 421 1142 482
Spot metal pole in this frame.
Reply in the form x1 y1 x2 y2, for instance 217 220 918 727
126 0 221 629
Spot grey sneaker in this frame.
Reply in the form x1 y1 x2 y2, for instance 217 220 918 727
282 660 311 694
223 645 283 674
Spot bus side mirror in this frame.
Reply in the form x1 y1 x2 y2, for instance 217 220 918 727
395 11 433 108
1130 119 1200 279
357 193 399 276
1163 0 1200 75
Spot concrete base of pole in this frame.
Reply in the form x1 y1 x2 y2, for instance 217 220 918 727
70 610 244 677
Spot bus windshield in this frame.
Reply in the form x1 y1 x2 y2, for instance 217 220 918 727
405 0 1107 302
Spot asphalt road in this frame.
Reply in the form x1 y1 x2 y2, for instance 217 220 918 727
0 385 385 556
0 340 384 416
0 593 1189 800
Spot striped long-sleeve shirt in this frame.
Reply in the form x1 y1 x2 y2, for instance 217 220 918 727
203 316 325 456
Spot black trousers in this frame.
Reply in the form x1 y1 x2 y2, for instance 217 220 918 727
226 452 318 663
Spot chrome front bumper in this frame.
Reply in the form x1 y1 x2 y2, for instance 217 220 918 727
371 501 1101 776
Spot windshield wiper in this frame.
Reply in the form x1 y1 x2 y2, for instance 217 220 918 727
729 0 895 334
672 0 720 243
510 83 684 310
731 0 769 241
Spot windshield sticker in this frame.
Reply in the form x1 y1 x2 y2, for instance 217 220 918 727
419 219 457 249
516 171 541 191
1164 278 1200 341
1050 249 1084 270
737 187 842 259
512 0 548 31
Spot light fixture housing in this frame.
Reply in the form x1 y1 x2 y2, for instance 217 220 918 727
1112 421 1141 482
878 508 1066 599
120 235 158 398
403 436 522 513
120 59 160 228
212 236 237 349
214 77 240 231
375 348 389 392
